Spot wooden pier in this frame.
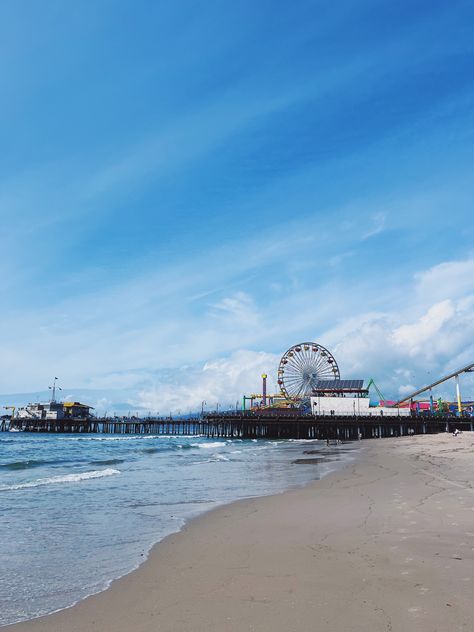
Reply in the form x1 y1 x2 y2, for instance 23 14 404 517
1 411 473 439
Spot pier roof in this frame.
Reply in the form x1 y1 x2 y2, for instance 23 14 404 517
313 379 364 391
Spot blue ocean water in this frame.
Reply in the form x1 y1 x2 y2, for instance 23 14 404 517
0 433 358 625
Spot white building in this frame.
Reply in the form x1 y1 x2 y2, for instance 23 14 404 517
311 395 410 417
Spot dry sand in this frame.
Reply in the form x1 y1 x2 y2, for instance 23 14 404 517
6 433 474 632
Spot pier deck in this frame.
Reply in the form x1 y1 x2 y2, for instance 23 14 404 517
1 412 473 439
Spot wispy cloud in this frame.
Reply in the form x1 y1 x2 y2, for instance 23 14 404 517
361 211 387 239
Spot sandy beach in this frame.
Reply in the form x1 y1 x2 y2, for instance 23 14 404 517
6 433 474 632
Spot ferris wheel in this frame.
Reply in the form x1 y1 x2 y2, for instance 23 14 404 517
277 342 340 400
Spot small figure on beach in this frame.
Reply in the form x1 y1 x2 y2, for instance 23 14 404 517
453 428 462 437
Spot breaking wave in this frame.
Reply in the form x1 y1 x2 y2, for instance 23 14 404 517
0 468 120 491
193 442 226 449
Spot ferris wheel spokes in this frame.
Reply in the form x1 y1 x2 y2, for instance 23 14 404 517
277 342 340 400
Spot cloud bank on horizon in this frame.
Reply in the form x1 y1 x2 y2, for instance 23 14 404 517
0 0 473 412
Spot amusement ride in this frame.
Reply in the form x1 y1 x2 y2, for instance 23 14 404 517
277 342 340 399
242 340 474 417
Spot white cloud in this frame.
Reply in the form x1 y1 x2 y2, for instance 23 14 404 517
329 268 474 400
210 292 261 328
361 211 387 239
134 350 278 414
392 300 455 355
415 258 474 303
398 383 418 397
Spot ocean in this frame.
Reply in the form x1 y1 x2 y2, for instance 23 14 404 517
0 433 358 626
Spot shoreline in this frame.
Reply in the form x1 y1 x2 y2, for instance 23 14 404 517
1 437 357 627
6 433 474 631
4 446 358 630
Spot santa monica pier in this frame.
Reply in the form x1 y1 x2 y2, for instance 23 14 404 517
2 342 474 440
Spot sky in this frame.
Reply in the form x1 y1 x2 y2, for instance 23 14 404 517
0 0 473 413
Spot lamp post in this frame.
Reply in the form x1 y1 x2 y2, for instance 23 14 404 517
49 377 61 403
201 401 206 418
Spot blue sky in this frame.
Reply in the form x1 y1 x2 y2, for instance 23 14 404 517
1 0 473 412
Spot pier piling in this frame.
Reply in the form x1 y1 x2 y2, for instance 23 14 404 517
1 412 472 438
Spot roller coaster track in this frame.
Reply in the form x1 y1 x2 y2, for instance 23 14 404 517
394 361 474 406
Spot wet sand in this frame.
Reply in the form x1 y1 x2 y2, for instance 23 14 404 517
6 433 474 632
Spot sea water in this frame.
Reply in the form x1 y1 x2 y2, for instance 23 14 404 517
0 433 358 625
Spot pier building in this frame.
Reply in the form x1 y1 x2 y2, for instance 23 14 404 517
16 401 93 421
309 379 410 417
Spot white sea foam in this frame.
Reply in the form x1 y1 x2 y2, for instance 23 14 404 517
195 442 225 449
59 435 164 441
211 453 229 461
0 468 120 491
